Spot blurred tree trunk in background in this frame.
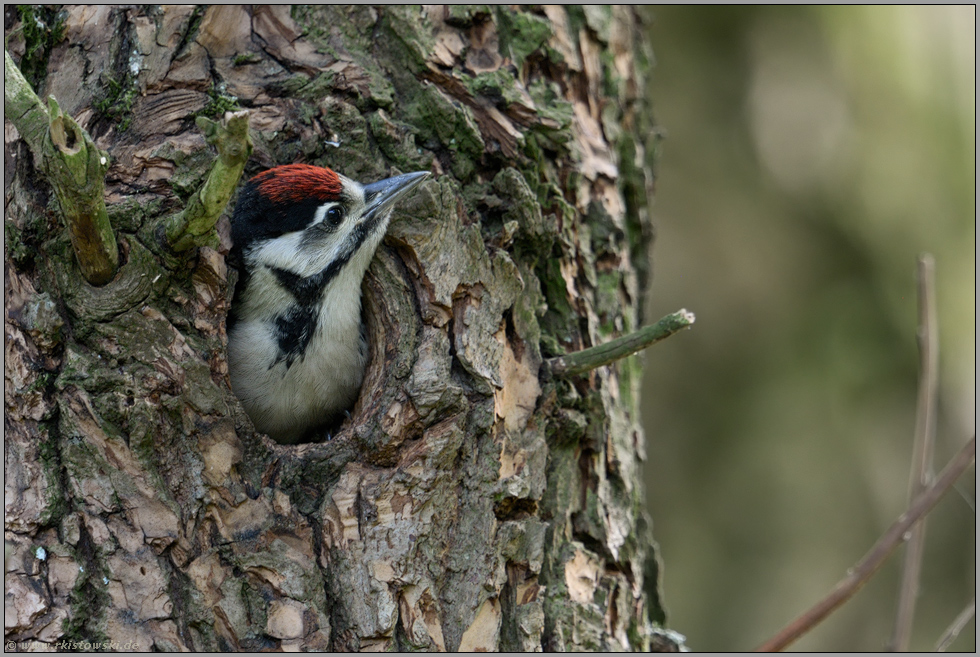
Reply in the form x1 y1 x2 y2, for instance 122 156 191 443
5 6 670 650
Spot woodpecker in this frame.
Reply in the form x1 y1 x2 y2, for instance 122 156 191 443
227 164 429 444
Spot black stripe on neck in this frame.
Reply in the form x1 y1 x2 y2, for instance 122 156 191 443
269 219 378 306
264 219 381 370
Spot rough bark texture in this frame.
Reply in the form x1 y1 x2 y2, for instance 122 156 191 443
5 6 672 651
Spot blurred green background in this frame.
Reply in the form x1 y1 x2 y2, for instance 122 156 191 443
638 6 975 651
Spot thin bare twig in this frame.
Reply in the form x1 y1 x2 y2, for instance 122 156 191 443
888 254 940 651
542 309 695 378
754 435 976 652
934 598 975 652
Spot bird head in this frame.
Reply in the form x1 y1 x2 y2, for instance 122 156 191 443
231 164 429 282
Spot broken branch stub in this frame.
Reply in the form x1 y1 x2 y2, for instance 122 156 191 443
166 110 252 252
4 49 49 157
41 96 119 286
6 51 118 286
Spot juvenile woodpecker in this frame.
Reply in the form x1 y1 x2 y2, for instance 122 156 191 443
227 164 429 444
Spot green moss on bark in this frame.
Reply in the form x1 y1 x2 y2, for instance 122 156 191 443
495 9 552 67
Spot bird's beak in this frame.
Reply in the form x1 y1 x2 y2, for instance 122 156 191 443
362 171 430 222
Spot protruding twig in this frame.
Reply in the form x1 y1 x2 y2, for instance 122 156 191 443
543 309 695 379
889 254 940 651
934 598 975 652
755 435 976 653
166 111 252 251
6 50 119 286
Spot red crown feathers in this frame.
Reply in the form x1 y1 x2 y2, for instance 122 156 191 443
252 164 342 206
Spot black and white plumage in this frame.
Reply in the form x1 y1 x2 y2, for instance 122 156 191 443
227 164 429 444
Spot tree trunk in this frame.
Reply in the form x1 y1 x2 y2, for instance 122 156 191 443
5 6 672 651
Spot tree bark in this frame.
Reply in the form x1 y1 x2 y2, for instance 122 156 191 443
5 6 672 651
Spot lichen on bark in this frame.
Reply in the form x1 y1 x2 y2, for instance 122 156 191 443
4 5 679 652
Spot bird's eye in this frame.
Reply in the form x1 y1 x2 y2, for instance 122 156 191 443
325 206 345 227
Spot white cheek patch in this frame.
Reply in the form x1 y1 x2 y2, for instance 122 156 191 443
249 227 342 278
249 231 304 271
